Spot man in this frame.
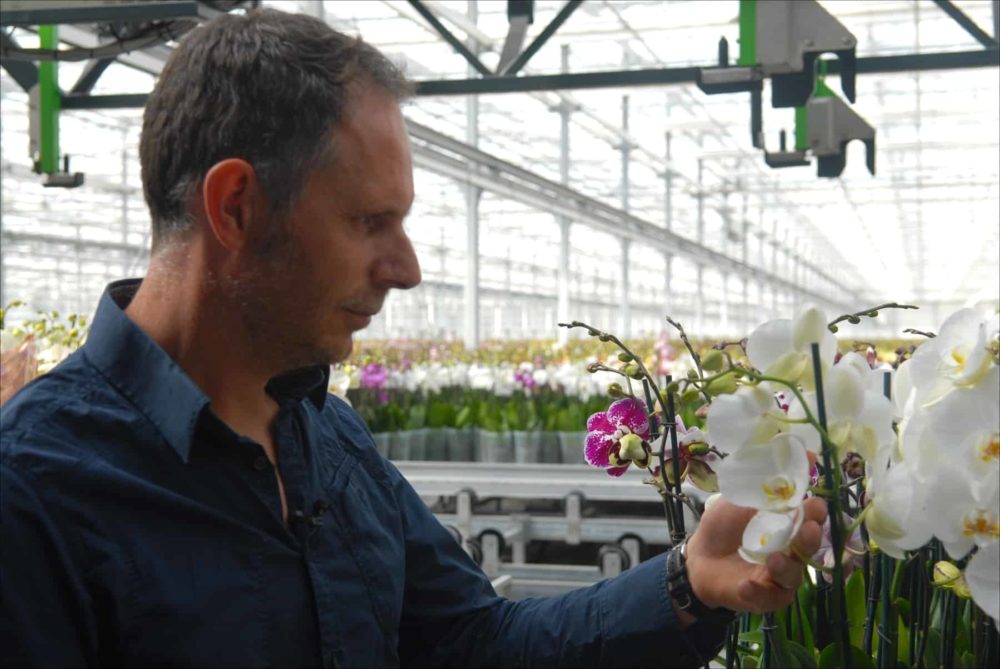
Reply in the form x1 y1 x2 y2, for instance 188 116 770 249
1 8 825 667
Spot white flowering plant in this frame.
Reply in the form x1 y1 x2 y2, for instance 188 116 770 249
563 302 999 669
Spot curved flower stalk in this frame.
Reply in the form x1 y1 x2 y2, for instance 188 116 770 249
965 541 1000 626
908 308 998 407
745 305 837 391
584 397 652 477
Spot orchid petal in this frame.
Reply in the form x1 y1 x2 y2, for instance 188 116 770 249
606 397 650 437
586 411 614 434
746 318 793 373
606 464 631 477
718 433 810 512
966 542 1000 624
739 508 804 565
584 431 613 467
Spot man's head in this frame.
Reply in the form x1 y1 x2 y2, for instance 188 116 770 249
139 9 421 367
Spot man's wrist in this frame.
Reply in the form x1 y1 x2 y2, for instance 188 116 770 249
666 540 737 628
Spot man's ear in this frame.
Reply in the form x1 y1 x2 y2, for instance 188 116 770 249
202 159 261 251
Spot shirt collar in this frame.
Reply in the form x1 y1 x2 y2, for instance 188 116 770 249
82 279 329 463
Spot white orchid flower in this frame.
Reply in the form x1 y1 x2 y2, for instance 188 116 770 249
965 542 1000 627
923 365 999 483
864 459 933 560
706 385 784 454
925 459 999 560
717 433 811 513
746 306 837 390
783 358 894 462
739 507 806 565
891 359 915 422
909 308 998 408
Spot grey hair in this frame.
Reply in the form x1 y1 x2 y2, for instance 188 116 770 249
139 8 412 249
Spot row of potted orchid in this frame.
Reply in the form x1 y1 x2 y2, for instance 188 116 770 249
570 302 998 668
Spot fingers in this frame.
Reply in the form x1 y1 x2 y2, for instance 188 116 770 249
735 576 797 614
801 496 828 526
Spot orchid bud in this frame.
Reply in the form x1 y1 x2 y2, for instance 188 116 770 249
607 383 625 398
617 352 633 363
681 388 700 403
688 441 710 457
623 363 642 379
706 374 738 396
599 334 612 342
829 324 839 333
586 362 601 373
701 350 724 372
664 381 680 395
686 370 698 380
933 561 962 588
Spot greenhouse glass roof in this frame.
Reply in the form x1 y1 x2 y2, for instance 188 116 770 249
1 0 997 340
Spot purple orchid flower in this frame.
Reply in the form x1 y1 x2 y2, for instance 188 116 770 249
812 512 865 583
585 397 652 477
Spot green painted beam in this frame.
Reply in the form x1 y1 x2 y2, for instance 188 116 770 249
37 25 60 175
738 0 757 67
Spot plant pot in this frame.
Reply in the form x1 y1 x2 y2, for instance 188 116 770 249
406 428 428 461
513 430 542 464
478 428 513 463
371 432 392 458
424 428 449 461
445 427 474 462
539 431 562 463
388 431 408 461
558 431 588 465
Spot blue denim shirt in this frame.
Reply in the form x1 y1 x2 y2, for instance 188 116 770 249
1 279 724 668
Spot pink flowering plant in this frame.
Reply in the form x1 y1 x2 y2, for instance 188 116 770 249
562 301 1000 669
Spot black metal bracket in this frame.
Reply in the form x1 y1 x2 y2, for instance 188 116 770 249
931 0 998 48
500 0 582 77
406 0 491 77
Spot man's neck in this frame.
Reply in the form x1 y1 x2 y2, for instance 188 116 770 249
125 248 281 455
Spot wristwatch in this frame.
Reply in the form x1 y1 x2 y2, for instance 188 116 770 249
666 539 737 627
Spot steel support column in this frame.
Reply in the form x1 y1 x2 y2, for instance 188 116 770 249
619 94 631 339
556 44 572 346
463 0 481 350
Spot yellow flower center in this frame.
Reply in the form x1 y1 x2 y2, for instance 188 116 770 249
951 347 967 370
762 476 796 504
980 434 1000 463
962 511 1000 540
759 534 769 547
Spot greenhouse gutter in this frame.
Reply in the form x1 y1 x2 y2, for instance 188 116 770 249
412 49 1000 97
407 120 858 312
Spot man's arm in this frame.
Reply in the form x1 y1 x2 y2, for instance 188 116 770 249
1 461 97 667
391 464 749 668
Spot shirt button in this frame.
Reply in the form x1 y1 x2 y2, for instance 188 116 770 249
252 456 270 472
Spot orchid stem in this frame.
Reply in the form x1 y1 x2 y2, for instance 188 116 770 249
810 342 852 669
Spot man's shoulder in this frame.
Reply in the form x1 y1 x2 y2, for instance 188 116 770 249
1 351 131 467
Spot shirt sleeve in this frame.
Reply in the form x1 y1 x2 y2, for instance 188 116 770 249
391 465 726 668
1 461 98 668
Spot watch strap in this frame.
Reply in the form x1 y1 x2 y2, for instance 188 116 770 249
667 540 737 627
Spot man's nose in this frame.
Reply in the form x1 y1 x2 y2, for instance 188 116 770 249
374 230 422 290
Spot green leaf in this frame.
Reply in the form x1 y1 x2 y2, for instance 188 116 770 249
922 629 942 668
818 644 875 669
740 655 759 669
790 584 814 650
738 630 765 647
959 650 977 669
786 641 818 669
845 569 866 648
